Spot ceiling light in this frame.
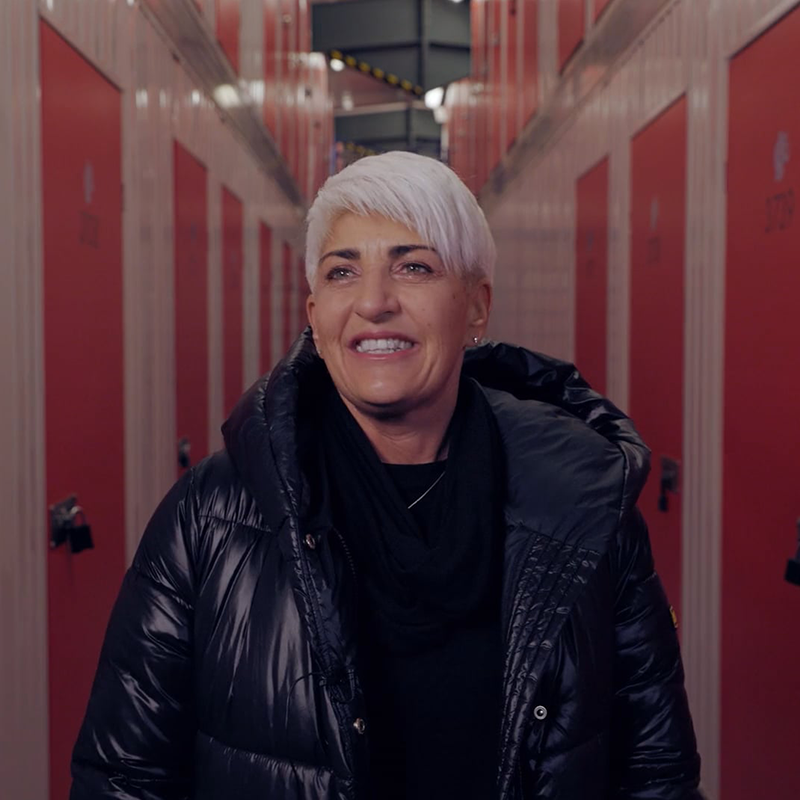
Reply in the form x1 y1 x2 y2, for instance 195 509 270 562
424 86 445 110
330 58 345 72
213 84 240 108
341 91 354 111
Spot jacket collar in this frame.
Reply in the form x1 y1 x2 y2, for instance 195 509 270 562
223 330 650 537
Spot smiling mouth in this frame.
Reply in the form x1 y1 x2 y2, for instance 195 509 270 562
354 337 415 355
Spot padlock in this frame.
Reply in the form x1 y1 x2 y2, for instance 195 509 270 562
49 497 94 554
68 509 94 554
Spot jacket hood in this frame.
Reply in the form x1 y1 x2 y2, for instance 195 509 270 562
222 329 650 534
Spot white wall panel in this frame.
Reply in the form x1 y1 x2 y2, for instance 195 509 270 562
0 2 49 797
486 1 800 797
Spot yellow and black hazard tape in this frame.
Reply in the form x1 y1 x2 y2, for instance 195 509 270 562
328 49 424 98
343 141 381 158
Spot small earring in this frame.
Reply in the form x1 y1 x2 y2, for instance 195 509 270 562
472 336 480 346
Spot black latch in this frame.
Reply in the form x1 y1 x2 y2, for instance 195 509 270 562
785 519 800 586
178 437 191 469
658 456 680 513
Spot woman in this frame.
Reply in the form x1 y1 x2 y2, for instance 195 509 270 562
71 152 701 799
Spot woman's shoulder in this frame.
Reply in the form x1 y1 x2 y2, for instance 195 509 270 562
485 386 624 471
189 450 270 533
484 386 629 548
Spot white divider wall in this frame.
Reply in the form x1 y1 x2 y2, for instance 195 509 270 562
486 1 800 797
0 2 48 798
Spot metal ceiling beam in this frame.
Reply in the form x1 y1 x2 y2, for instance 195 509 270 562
314 0 469 156
141 0 304 211
312 0 470 91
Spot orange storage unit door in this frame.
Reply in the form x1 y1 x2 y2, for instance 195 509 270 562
40 20 126 798
505 0 521 150
282 241 294 353
174 142 210 474
628 96 687 628
558 0 585 72
574 156 609 395
446 81 466 182
263 0 281 141
723 8 800 798
521 0 539 126
280 0 299 175
310 56 331 197
471 0 489 193
488 0 503 171
216 0 241 74
296 0 310 192
222 187 244 418
260 221 273 374
297 255 308 334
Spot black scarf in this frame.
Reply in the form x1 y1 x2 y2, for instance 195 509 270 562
320 377 505 653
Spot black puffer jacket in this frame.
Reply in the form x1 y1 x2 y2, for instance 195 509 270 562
71 333 701 800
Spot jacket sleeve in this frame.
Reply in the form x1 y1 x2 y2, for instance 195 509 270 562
70 469 199 800
610 508 702 800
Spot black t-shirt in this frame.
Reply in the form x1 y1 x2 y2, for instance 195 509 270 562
360 461 502 799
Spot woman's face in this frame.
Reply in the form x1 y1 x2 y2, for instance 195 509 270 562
307 213 491 419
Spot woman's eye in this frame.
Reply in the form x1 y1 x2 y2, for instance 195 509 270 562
326 266 353 280
401 262 433 275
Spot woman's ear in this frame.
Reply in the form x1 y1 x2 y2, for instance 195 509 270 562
467 279 492 340
306 294 323 358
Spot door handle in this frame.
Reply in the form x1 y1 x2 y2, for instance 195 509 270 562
785 519 800 586
49 495 94 554
658 456 680 513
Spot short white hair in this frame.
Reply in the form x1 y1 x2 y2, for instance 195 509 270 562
305 151 496 287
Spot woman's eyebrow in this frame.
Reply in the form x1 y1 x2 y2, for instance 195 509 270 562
318 244 436 264
389 244 436 257
319 248 360 264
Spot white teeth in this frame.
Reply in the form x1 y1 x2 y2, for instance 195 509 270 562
355 338 413 354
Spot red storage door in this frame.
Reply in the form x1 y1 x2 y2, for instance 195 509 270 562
216 0 241 74
574 157 609 394
628 96 687 625
447 81 466 181
174 142 209 474
723 9 800 798
521 0 539 127
263 0 280 141
222 187 244 417
488 0 503 171
594 0 611 21
505 0 521 150
296 0 310 192
280 0 298 173
297 256 308 334
40 21 125 798
558 0 585 72
281 242 293 352
260 222 273 374
471 0 488 192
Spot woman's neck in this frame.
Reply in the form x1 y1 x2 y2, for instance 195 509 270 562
339 391 457 465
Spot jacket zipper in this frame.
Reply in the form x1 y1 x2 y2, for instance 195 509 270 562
333 526 358 582
296 523 359 776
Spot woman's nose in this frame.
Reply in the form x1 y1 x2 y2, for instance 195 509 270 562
353 271 400 321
